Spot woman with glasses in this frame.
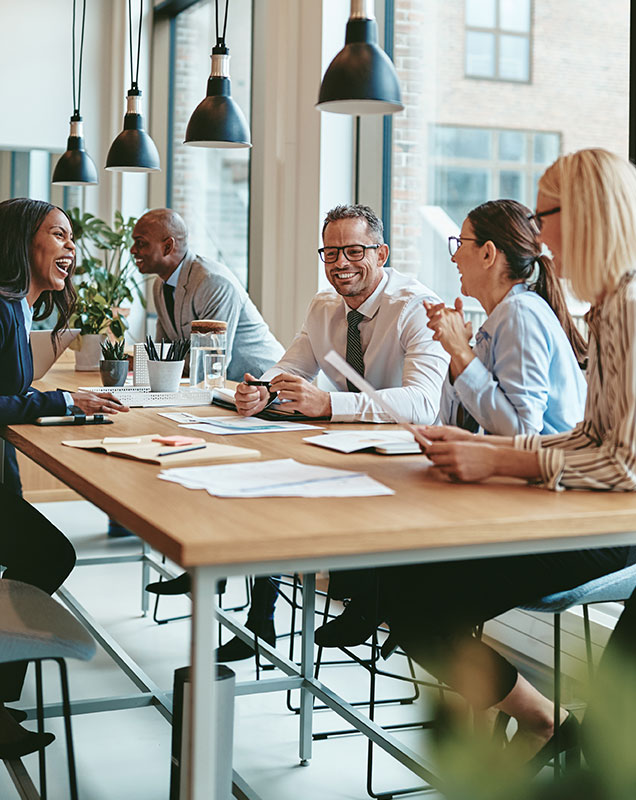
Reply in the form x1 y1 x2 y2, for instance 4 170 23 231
318 158 636 768
387 149 636 768
429 198 587 438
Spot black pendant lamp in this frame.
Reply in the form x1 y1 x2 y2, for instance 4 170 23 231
317 0 404 116
184 0 251 148
106 0 160 172
52 0 98 186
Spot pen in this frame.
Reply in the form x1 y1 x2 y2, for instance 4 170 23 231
156 444 207 457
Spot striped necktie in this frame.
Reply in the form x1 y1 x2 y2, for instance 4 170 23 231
345 309 365 392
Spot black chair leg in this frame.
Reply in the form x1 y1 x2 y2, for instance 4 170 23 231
35 660 47 800
55 658 79 800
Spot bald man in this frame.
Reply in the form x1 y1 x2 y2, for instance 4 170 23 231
131 209 283 381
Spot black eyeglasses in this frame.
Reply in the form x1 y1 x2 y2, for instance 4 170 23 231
527 206 561 232
318 244 381 263
448 236 480 257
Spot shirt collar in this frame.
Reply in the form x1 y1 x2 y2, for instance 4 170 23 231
345 270 388 319
165 256 186 289
477 283 529 340
21 297 33 337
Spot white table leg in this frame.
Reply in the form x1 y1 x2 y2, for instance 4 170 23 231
299 572 315 764
188 565 219 800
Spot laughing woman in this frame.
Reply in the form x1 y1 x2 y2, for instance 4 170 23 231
0 198 127 757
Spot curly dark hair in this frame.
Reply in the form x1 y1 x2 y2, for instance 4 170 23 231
0 198 77 345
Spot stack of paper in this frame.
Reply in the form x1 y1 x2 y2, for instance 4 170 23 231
159 458 394 497
160 412 321 435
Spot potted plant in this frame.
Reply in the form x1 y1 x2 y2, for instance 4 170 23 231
67 208 146 370
99 338 129 387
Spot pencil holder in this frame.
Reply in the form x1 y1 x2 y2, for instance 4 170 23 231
147 360 185 393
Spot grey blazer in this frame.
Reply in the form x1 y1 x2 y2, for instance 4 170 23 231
153 251 284 382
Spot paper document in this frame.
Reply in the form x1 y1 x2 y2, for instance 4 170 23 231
324 351 432 448
159 412 320 435
159 458 394 497
62 434 260 466
304 430 421 454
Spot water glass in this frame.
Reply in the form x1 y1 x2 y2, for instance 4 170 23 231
203 353 226 389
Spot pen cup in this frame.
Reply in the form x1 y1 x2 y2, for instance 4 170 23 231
203 352 226 390
147 360 185 393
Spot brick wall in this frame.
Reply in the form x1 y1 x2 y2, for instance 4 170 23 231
390 0 629 280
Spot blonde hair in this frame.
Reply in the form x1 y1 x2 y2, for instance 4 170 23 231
539 148 636 303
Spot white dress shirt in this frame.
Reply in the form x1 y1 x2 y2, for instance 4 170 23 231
261 268 449 423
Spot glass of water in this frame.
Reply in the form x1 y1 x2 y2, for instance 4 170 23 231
203 352 226 390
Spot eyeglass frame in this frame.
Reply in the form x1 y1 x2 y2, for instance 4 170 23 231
526 206 561 232
317 243 382 263
448 236 481 257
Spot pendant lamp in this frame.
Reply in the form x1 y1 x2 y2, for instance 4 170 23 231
52 0 98 186
317 0 404 116
184 0 251 148
105 0 160 172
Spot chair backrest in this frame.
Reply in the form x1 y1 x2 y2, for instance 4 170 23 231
0 580 96 664
522 564 636 613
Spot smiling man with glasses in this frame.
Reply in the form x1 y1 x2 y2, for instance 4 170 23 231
210 203 450 664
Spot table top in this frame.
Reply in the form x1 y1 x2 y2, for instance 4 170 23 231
3 363 636 571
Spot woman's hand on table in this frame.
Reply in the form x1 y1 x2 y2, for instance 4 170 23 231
235 373 270 417
426 440 501 482
417 424 481 443
70 391 129 415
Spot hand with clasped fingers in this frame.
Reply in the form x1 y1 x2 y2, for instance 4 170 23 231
234 373 270 417
424 298 474 379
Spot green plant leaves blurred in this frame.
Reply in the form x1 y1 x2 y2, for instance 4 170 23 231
67 208 146 337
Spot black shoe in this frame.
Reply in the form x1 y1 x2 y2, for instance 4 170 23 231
6 708 27 724
215 620 276 663
314 601 380 648
0 730 55 760
146 572 191 595
527 711 581 775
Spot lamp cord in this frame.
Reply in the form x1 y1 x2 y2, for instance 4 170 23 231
71 0 87 116
215 0 230 46
128 0 144 91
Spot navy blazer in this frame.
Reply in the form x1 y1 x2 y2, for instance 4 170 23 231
0 296 67 423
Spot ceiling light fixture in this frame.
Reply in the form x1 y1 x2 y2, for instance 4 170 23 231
316 0 404 116
184 0 251 148
105 0 161 172
52 0 98 186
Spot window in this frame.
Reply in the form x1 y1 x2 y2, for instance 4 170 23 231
465 0 532 82
386 0 629 309
168 0 252 287
430 126 560 227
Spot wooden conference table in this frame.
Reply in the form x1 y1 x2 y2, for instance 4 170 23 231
4 362 636 800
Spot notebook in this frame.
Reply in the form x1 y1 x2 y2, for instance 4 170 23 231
61 434 260 466
31 328 80 380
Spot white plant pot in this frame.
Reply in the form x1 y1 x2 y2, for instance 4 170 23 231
74 333 106 372
147 360 185 393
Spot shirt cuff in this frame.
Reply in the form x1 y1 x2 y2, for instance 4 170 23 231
453 355 487 396
63 392 74 414
329 392 393 423
514 434 565 490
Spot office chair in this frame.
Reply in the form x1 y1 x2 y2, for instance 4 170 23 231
0 579 96 799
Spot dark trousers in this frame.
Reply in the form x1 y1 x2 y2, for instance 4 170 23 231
246 576 280 626
375 547 630 709
0 485 76 702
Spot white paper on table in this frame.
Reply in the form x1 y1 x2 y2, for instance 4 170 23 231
303 430 419 454
176 416 322 435
158 457 393 497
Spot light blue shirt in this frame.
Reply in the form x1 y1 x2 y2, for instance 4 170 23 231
439 284 587 436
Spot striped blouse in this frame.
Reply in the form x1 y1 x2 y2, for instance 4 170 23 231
513 271 636 491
